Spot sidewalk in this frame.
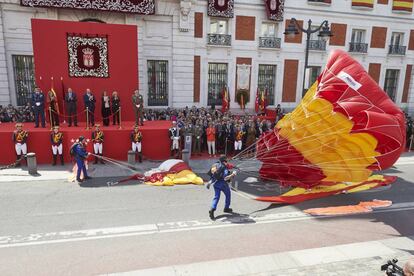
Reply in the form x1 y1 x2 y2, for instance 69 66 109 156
0 159 216 183
1 153 413 183
109 236 414 276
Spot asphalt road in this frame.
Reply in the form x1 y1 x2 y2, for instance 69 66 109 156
0 156 413 275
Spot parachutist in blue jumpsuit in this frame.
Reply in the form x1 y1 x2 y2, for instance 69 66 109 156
72 136 92 183
208 155 236 220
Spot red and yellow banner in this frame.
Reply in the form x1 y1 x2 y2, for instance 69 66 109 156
352 0 374 8
393 0 413 12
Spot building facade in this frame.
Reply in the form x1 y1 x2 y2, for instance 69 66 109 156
0 0 414 114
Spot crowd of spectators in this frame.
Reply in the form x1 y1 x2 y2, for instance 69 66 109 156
0 103 35 123
144 106 283 156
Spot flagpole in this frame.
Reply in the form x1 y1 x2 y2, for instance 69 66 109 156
61 77 66 124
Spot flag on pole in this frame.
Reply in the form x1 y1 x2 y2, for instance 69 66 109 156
49 77 60 114
221 86 229 113
259 90 265 113
255 87 259 113
264 87 269 113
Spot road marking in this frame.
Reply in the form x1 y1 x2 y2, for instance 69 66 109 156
1 202 414 249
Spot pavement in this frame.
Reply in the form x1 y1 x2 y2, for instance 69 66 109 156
0 153 413 275
113 237 414 276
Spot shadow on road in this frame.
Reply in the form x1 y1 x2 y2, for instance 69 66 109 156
215 213 256 224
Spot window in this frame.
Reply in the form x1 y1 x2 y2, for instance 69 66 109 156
351 29 365 43
147 60 168 106
257 64 277 105
384 69 399 101
261 22 277 37
390 32 404 46
308 66 321 88
208 63 228 106
12 55 36 106
210 19 228 34
310 25 323 41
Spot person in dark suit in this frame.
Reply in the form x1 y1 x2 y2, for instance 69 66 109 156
83 88 96 127
65 88 78 127
31 87 45 128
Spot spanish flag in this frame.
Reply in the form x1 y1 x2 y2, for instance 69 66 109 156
221 86 229 112
393 0 413 12
352 0 374 8
49 78 60 114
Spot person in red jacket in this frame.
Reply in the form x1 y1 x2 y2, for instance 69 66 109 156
12 123 28 166
50 126 64 166
130 125 143 163
91 124 104 164
206 122 216 157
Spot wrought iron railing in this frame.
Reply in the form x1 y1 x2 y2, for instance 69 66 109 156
349 42 368 53
388 45 406 55
259 37 281 49
207 34 232 46
308 40 326 51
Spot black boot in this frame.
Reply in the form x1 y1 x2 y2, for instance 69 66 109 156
52 154 57 166
224 208 233 213
209 209 215 220
138 153 142 163
15 154 21 167
60 155 64 166
94 156 98 164
100 154 105 164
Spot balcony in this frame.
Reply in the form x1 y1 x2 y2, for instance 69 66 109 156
388 45 406 55
259 37 281 49
207 34 231 46
349 42 368 53
308 40 326 51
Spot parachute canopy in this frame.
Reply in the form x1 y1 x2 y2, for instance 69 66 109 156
257 50 405 188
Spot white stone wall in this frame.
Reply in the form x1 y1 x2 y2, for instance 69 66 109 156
0 0 413 113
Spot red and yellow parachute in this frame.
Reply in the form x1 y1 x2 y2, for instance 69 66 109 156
256 50 405 190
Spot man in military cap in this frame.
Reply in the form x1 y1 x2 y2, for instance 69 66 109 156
71 136 91 183
193 122 203 156
132 90 144 126
12 123 28 166
130 125 143 163
50 126 64 166
207 155 236 220
169 121 180 157
91 124 104 164
32 87 46 128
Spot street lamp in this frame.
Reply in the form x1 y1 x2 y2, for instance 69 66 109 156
284 18 333 96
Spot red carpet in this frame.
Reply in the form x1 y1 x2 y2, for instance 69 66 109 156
0 121 171 165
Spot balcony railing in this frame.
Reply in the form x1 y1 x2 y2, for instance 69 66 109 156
308 40 326 51
207 34 231 46
388 45 406 55
349 42 368 53
259 37 281 49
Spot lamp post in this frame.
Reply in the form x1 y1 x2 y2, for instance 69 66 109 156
284 18 333 96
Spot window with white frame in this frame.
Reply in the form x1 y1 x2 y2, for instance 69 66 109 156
208 63 228 106
384 69 400 101
257 64 277 105
261 22 277 37
12 55 36 106
210 19 228 35
147 60 168 106
390 32 404 46
308 66 321 87
310 25 323 41
351 29 366 43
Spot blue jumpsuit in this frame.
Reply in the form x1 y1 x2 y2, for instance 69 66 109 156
210 163 231 210
73 143 89 181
